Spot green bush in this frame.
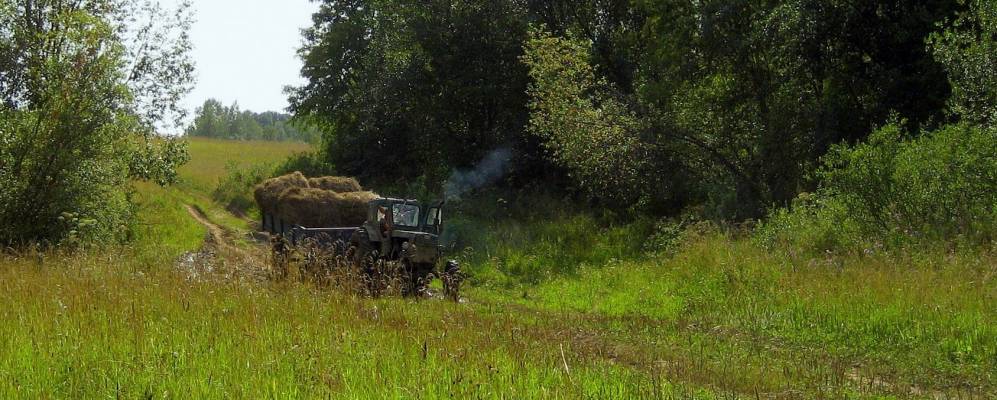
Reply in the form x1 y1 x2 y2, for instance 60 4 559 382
824 123 997 243
758 123 997 254
755 193 864 256
0 2 191 247
212 162 275 216
274 152 336 178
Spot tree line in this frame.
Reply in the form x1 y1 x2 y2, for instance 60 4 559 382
289 0 995 226
186 99 320 143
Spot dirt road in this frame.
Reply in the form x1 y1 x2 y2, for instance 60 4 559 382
182 204 266 280
185 204 228 246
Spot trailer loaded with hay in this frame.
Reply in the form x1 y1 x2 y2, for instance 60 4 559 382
255 172 458 291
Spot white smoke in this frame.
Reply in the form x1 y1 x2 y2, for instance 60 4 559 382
444 147 513 201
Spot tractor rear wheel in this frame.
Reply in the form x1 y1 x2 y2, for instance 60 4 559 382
350 230 375 264
441 260 462 301
398 261 433 297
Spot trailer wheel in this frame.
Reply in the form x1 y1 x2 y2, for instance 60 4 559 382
350 230 375 264
270 235 290 280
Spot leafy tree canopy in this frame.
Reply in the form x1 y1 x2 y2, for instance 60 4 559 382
292 0 981 220
0 0 194 246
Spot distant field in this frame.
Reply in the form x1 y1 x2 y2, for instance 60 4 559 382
179 137 311 194
0 138 993 399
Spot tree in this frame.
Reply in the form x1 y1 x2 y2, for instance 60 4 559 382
522 29 650 205
635 0 959 217
289 0 533 187
185 99 320 143
0 0 194 246
187 99 227 138
291 0 969 220
526 0 646 94
930 0 997 125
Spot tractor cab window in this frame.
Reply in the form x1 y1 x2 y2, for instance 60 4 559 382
427 208 441 226
392 204 420 227
426 207 442 233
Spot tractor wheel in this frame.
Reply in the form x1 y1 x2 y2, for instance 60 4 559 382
441 260 462 302
397 261 428 297
407 262 434 297
350 231 375 265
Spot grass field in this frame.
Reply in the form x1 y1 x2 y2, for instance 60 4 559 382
0 138 994 398
178 138 312 194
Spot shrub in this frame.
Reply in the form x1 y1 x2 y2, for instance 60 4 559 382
755 193 864 256
443 191 651 287
0 1 192 247
212 162 275 216
823 123 997 244
275 152 336 178
758 123 997 254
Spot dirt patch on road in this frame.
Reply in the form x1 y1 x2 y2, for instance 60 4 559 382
185 205 228 246
179 204 268 281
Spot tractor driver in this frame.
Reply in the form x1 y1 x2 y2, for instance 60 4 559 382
377 206 391 237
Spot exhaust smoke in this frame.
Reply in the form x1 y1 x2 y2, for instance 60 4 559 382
444 147 513 201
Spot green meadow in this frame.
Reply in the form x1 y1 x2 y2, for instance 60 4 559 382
0 138 993 399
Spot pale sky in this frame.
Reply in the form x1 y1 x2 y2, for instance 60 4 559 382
162 0 319 128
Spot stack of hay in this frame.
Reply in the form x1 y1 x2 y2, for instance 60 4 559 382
254 172 378 228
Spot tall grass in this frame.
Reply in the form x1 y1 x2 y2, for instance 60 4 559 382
474 227 997 396
3 222 992 398
0 250 706 399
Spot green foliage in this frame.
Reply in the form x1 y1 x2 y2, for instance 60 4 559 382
522 28 647 204
289 0 532 188
291 0 969 220
442 191 651 287
758 1 997 254
755 193 864 256
0 0 193 246
823 123 997 244
211 162 274 216
930 0 997 125
638 0 958 217
642 215 705 255
129 137 191 186
273 151 336 178
186 99 320 143
758 123 997 254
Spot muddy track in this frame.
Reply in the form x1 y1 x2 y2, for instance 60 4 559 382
185 204 228 246
183 204 266 279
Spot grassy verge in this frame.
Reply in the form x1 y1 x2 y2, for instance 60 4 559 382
481 229 996 395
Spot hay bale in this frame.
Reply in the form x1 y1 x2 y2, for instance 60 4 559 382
275 188 379 228
308 176 363 193
254 172 310 214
